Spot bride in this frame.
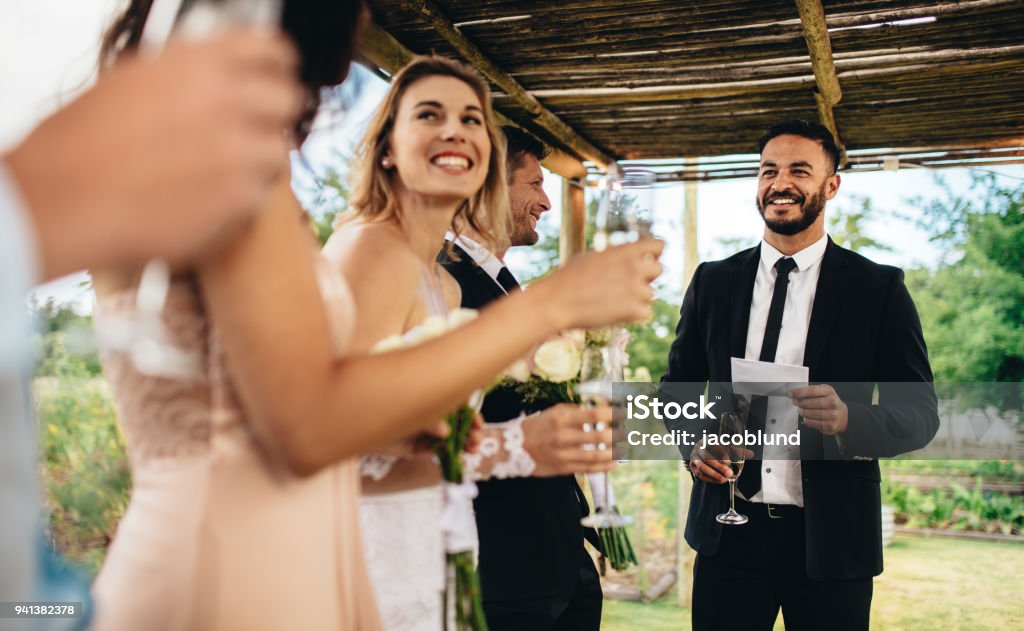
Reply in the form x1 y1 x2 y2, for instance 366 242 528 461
323 56 661 630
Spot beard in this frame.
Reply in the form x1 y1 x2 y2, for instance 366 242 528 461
756 184 827 236
508 202 539 247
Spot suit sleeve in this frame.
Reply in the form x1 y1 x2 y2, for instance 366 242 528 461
660 263 714 460
841 268 940 457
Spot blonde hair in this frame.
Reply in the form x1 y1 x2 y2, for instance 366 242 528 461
345 56 509 253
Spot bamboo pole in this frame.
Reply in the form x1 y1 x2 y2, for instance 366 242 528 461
794 0 847 165
677 158 699 607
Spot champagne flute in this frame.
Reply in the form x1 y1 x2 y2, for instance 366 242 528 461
578 346 632 529
593 167 656 251
114 0 281 378
715 411 749 525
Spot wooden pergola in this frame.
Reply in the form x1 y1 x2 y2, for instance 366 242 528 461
360 0 1024 170
359 0 1024 265
357 0 1024 603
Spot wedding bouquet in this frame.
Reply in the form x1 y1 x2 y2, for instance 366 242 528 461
498 328 639 574
375 309 488 630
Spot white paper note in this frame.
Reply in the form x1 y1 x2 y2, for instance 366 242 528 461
730 357 809 396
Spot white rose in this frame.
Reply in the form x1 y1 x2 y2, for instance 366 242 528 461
408 314 448 344
534 338 582 383
564 329 586 347
446 308 479 329
372 334 405 354
503 359 532 383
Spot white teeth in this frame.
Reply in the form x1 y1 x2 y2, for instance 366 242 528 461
771 198 796 204
432 155 470 169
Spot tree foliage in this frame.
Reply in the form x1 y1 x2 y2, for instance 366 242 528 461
30 298 101 378
905 174 1024 385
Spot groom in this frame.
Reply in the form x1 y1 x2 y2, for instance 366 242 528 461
440 126 603 630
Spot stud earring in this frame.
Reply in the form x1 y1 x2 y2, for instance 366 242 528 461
381 156 393 168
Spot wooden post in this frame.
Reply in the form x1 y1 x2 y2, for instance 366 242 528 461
560 176 586 264
677 159 699 607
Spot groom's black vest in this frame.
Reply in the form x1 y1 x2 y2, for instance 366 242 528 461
439 243 599 602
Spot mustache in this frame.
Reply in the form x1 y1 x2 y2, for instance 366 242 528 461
763 191 805 204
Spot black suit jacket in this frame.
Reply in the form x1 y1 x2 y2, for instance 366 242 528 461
662 238 939 580
439 243 597 602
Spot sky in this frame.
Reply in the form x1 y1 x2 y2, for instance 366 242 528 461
4 2 1022 311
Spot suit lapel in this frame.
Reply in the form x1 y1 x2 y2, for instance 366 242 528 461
729 245 761 365
803 238 849 376
451 243 506 302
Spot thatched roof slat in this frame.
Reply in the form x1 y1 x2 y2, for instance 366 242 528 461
364 0 1024 170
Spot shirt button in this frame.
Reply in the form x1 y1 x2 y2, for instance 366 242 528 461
766 468 772 473
770 418 776 424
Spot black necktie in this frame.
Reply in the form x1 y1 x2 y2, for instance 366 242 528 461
739 257 798 498
496 267 520 293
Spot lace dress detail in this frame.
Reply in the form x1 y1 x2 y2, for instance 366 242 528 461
94 279 213 463
358 262 449 631
91 256 381 631
462 415 536 481
357 262 543 630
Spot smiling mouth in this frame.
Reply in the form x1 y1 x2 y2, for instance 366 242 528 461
766 196 801 206
431 155 473 171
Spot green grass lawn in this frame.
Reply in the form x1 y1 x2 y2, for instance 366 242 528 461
602 535 1024 631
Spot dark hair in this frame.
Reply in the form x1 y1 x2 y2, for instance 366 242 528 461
758 119 840 174
501 126 550 178
100 0 365 144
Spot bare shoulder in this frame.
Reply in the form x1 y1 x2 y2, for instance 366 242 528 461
322 221 420 289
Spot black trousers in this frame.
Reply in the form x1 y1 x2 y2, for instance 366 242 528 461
692 498 873 631
483 547 603 631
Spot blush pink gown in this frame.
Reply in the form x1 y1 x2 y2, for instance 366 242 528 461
91 261 381 630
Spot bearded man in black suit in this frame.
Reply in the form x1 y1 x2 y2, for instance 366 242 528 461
663 120 939 631
439 126 603 630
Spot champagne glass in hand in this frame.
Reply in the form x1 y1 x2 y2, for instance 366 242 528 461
123 0 282 378
578 346 632 529
593 167 656 251
715 410 749 525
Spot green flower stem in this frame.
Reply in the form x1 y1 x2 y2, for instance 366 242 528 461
437 405 488 630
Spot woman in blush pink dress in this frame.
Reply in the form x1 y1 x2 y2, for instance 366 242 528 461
88 3 664 630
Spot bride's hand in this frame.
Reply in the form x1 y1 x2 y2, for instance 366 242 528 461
464 413 485 454
375 421 449 457
523 404 615 477
529 238 663 331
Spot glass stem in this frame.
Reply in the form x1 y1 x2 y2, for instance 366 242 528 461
604 472 611 512
728 478 737 513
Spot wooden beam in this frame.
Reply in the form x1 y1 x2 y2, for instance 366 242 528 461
357 23 414 76
402 0 615 169
794 0 847 165
544 149 588 180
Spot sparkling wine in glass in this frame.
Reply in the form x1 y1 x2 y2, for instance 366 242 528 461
578 346 632 529
593 167 656 251
715 410 749 525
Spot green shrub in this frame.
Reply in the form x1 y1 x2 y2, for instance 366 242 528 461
883 475 1024 535
35 377 130 575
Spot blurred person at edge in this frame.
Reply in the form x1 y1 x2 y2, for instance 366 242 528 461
0 12 304 631
88 1 663 630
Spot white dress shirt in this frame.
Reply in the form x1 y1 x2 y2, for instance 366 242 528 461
0 162 42 611
446 231 508 293
741 233 828 507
